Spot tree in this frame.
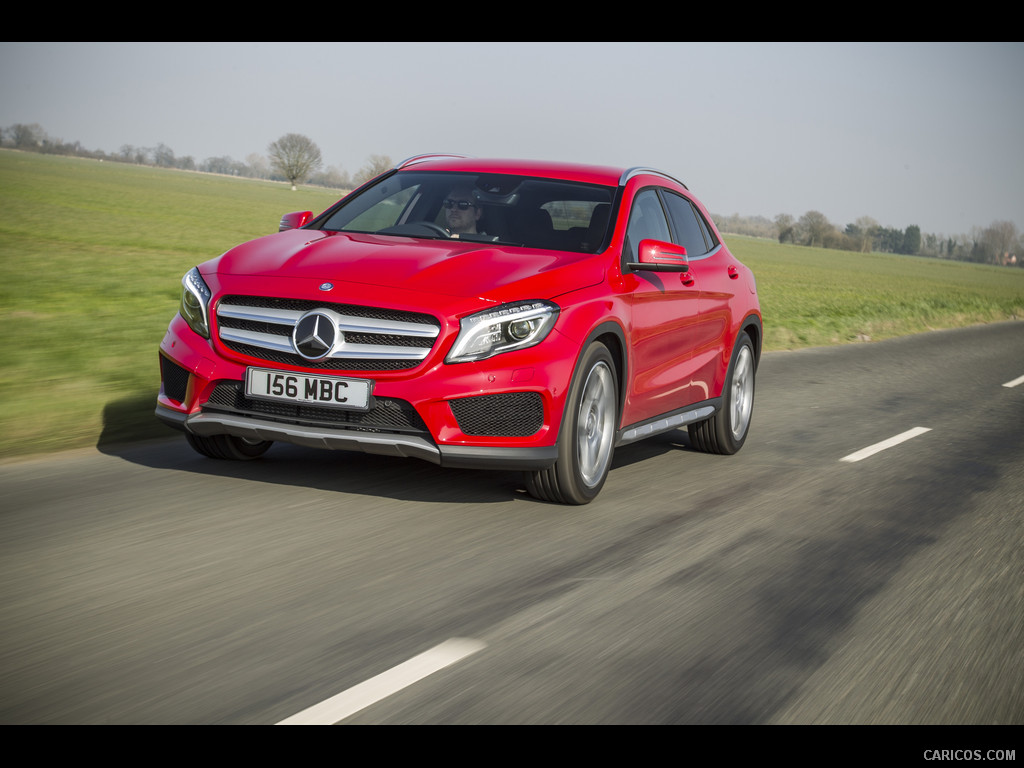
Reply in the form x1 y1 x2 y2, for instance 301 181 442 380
200 155 248 176
268 133 322 190
874 226 904 253
852 216 878 253
797 211 834 248
246 153 271 179
900 224 921 255
153 143 175 168
980 220 1018 265
774 213 795 243
352 154 393 187
310 165 352 189
10 122 46 148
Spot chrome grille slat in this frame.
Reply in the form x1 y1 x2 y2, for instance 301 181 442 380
217 305 303 325
217 304 439 337
219 327 295 354
336 318 439 337
215 295 441 371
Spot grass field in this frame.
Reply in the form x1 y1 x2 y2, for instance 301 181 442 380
732 236 1024 350
2 150 1022 459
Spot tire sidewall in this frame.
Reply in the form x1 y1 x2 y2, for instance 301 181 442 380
554 342 617 504
718 331 755 453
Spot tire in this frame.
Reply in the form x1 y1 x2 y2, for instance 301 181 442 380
186 433 273 461
525 342 618 505
688 331 755 455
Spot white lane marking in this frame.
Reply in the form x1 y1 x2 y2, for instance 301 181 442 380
1003 374 1024 388
840 427 932 463
276 638 486 725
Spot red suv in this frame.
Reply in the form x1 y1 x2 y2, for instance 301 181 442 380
156 155 762 504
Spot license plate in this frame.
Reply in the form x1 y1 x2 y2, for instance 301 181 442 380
245 368 372 411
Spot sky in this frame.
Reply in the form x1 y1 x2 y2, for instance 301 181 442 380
2 41 1022 236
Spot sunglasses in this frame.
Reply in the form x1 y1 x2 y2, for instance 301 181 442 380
443 199 477 211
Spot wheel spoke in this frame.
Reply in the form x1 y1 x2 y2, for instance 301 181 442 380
577 362 615 486
729 346 754 440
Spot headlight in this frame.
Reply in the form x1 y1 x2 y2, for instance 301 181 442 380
446 300 559 363
179 267 212 339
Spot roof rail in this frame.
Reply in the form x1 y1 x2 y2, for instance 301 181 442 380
395 153 471 170
620 167 688 189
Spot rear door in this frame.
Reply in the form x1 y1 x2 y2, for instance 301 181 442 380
662 190 738 397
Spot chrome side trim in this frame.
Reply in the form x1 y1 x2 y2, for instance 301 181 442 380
617 405 716 445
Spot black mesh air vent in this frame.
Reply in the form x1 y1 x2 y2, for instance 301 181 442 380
160 355 190 403
449 392 544 437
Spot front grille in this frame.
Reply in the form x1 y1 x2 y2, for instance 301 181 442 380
203 381 430 436
449 392 544 436
215 296 441 371
160 355 190 403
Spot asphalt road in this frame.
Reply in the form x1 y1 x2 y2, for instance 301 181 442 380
1 322 1022 726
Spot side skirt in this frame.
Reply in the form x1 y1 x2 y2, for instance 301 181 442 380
616 398 722 447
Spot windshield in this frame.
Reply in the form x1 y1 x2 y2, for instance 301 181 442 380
317 171 615 253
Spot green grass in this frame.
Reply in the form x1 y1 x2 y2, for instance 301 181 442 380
0 151 341 458
1 151 1022 459
727 236 1024 349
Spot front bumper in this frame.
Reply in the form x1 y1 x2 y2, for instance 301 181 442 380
156 314 573 471
155 405 557 469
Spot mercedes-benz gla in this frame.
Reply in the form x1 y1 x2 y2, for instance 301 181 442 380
156 155 762 504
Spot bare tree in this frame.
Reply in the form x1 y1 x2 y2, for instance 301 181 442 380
153 143 176 167
10 122 46 148
268 133 322 190
352 154 393 187
853 216 879 253
981 220 1019 265
310 165 352 189
246 153 271 179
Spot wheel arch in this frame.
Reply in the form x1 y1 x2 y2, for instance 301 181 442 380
740 312 763 367
579 320 628 426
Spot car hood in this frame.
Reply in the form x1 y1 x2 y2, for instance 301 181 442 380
207 229 604 302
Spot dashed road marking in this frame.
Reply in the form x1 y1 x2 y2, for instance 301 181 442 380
277 638 486 725
1002 374 1024 388
840 427 932 463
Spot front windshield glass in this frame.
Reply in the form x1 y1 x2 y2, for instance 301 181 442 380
317 171 615 253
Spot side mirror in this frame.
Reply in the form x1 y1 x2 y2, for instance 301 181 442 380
628 239 689 272
279 211 313 232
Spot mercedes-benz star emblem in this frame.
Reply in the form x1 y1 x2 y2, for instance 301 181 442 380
293 310 339 361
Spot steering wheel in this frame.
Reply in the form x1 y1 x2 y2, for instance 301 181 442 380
412 221 451 238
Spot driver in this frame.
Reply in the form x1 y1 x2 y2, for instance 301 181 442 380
443 186 484 235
